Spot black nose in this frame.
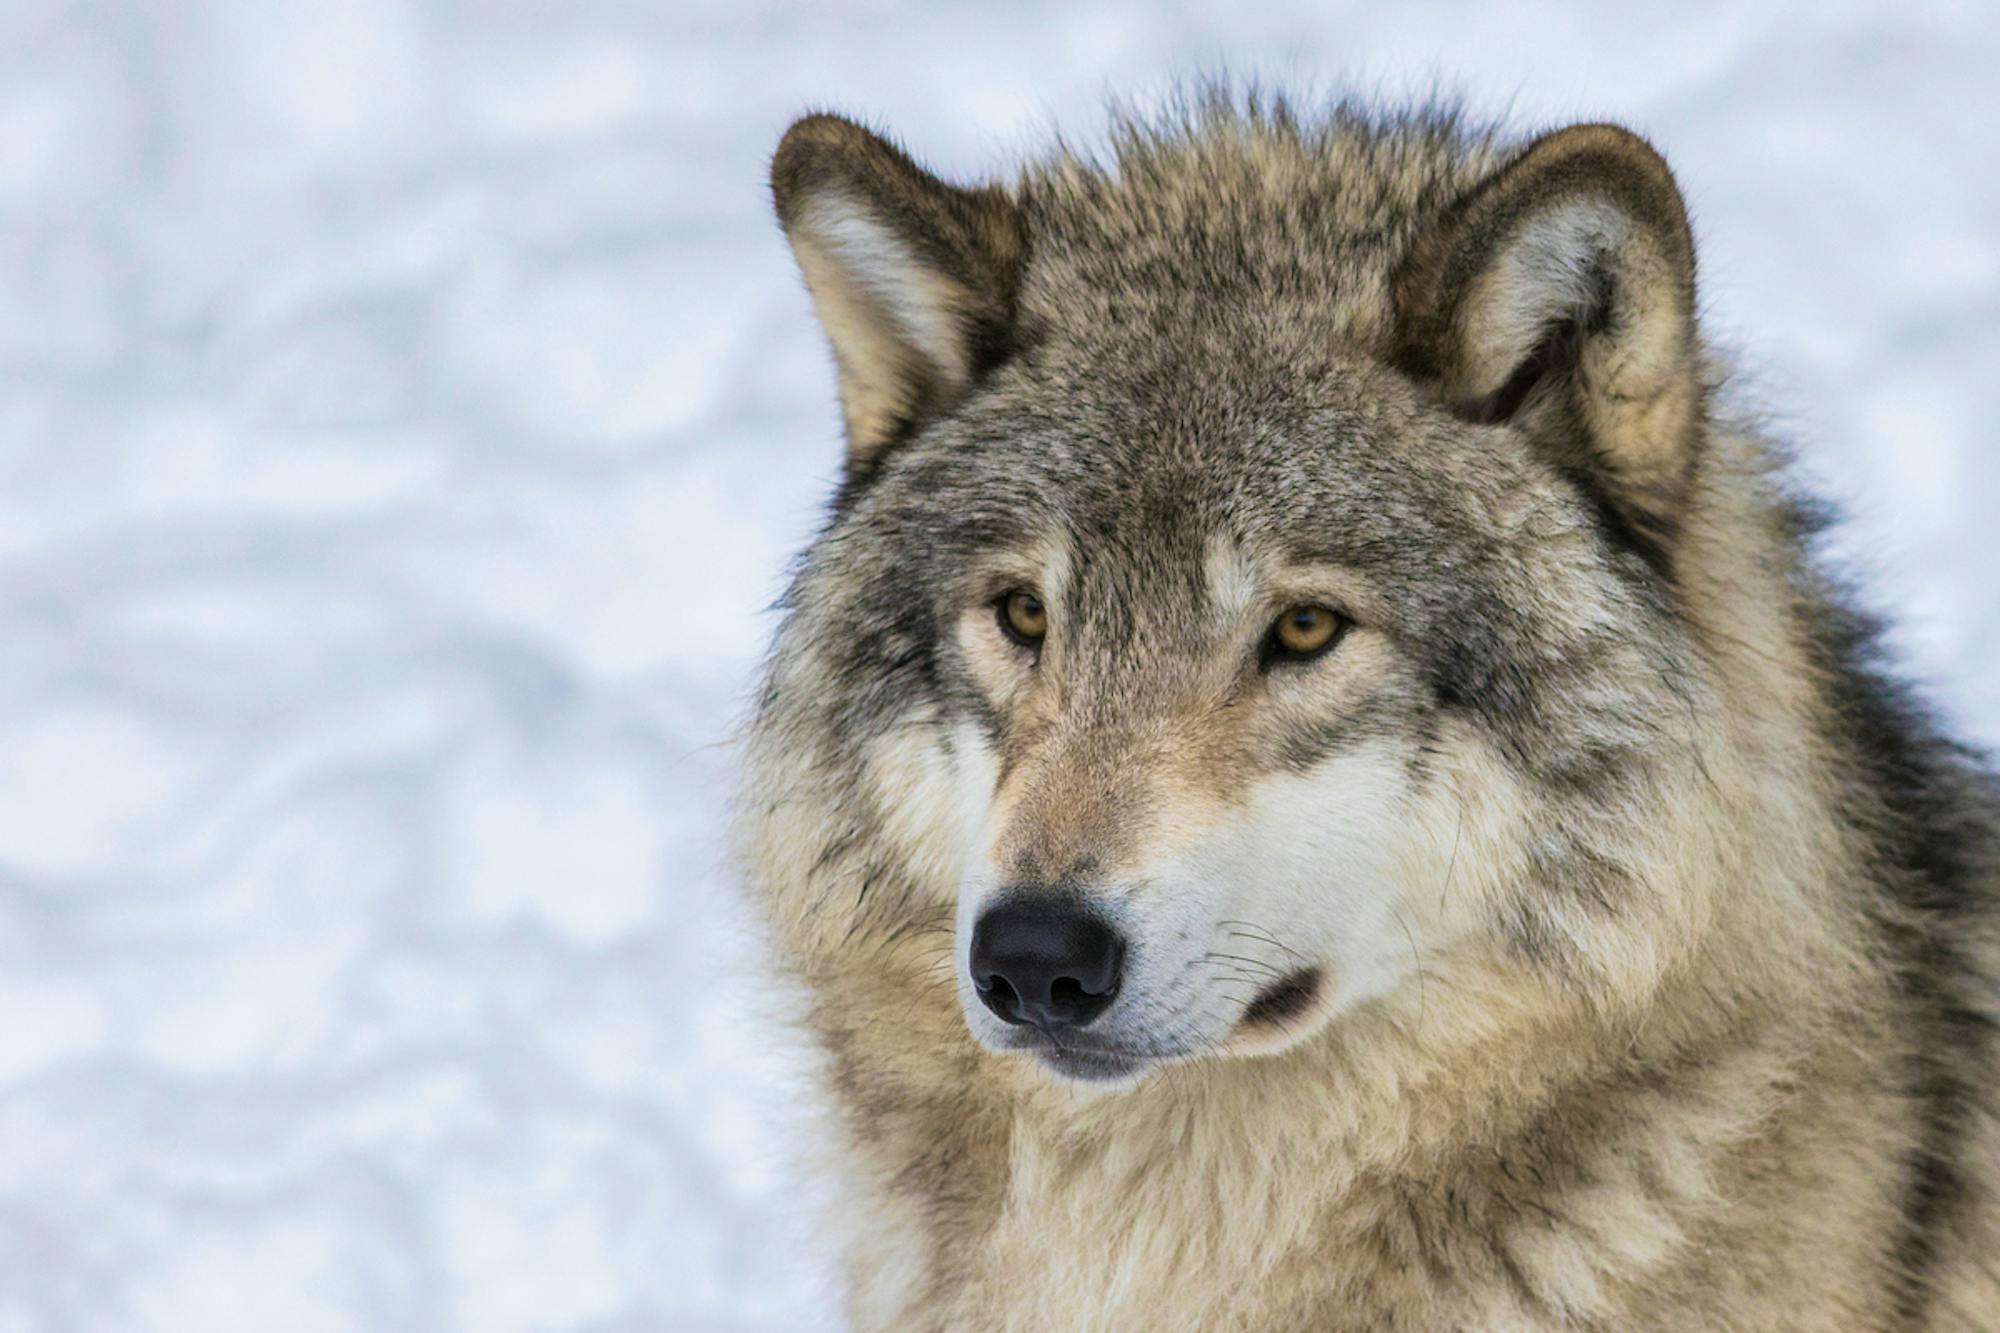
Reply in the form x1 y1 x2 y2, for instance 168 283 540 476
970 895 1124 1030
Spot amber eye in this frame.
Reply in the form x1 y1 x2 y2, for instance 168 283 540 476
998 590 1048 647
1268 605 1346 662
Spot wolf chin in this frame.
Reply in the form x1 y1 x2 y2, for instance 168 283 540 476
735 90 2000 1329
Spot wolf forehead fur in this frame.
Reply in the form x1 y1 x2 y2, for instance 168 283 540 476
740 91 2000 1330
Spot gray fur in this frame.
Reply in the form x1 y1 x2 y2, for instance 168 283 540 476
738 91 2000 1330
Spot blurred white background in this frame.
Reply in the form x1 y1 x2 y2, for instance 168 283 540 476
0 1 1994 1329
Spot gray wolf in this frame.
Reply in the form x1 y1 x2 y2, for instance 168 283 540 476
735 90 2000 1329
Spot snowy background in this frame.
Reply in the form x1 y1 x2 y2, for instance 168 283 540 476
0 1 1994 1328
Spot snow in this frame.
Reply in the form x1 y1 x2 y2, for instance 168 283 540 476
0 2 1994 1328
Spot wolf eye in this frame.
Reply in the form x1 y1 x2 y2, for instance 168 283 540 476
997 590 1048 648
1266 605 1347 663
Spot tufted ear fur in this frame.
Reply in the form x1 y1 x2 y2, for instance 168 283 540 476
1396 124 1701 561
771 114 1025 480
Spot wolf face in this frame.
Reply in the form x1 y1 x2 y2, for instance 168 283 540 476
742 99 2000 1332
761 105 1713 1087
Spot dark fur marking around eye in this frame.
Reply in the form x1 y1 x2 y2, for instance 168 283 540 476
1239 967 1323 1028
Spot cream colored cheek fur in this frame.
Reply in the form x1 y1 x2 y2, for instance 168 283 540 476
856 714 990 908
1167 740 1435 1054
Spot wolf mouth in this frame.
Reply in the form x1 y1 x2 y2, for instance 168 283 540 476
1238 967 1324 1030
1001 1031 1164 1082
1033 1045 1149 1083
992 966 1328 1079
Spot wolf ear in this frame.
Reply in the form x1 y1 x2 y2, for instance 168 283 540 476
1396 124 1701 555
771 114 1025 477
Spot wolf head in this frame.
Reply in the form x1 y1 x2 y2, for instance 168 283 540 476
752 101 1721 1087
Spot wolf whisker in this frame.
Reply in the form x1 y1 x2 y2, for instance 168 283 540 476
1219 921 1310 968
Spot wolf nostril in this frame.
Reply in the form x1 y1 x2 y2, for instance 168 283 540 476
1049 975 1093 1007
977 972 1023 1023
969 894 1124 1030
